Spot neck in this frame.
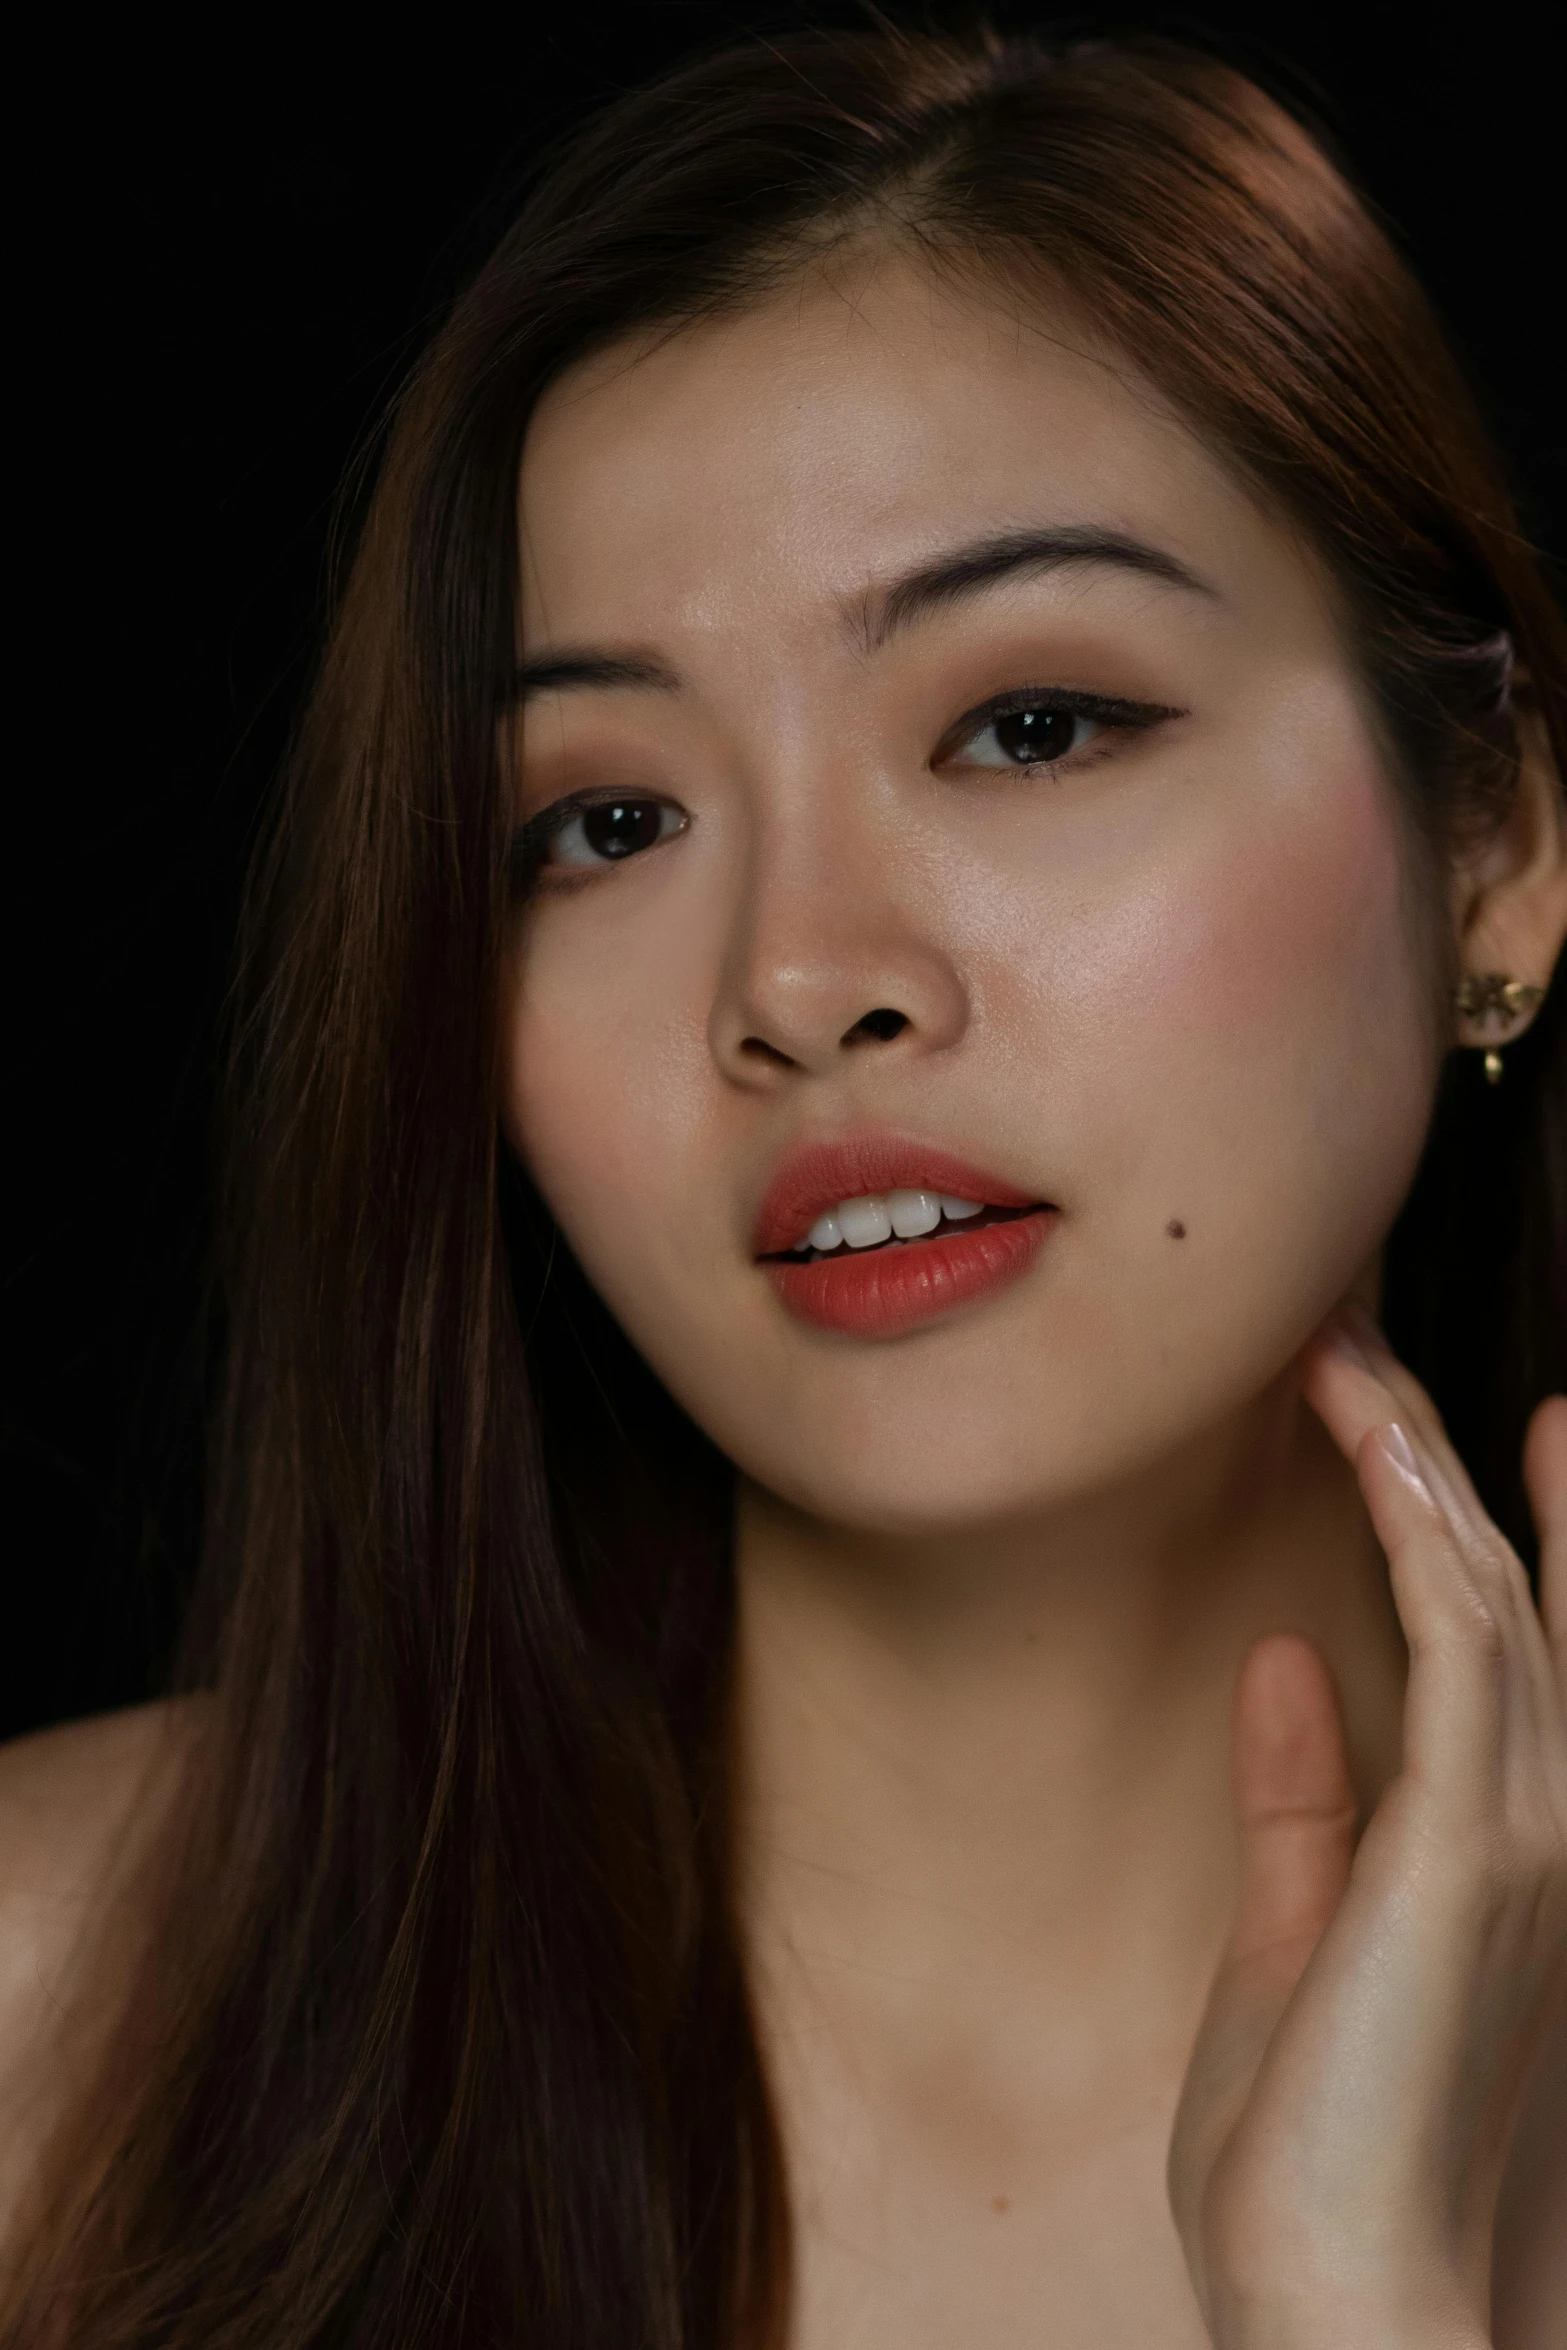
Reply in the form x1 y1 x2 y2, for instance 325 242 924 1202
731 1372 1406 2109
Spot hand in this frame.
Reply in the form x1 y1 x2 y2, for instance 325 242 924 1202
1167 1310 1567 2350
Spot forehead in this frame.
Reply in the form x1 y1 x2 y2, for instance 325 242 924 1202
517 248 1313 649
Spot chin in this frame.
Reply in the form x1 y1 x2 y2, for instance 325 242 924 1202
655 1303 1259 1539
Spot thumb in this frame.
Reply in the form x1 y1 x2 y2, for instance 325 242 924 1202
1170 1637 1358 2233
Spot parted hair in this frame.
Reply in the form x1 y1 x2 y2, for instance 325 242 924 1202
8 20 1564 2348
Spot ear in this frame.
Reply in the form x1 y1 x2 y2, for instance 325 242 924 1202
1449 680 1567 1057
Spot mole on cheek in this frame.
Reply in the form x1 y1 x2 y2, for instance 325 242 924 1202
1166 1220 1187 1239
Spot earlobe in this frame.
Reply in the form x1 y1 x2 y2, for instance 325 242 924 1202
1450 690 1567 1078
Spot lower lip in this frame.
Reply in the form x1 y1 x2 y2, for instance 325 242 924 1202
764 1210 1055 1338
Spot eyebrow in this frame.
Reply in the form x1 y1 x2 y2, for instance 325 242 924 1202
510 525 1218 703
862 525 1219 650
510 649 681 704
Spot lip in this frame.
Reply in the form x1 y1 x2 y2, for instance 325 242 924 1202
752 1130 1055 1340
751 1131 1040 1258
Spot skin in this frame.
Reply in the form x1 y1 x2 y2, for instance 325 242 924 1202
0 1705 191 2258
502 249 1567 2344
0 248 1562 2340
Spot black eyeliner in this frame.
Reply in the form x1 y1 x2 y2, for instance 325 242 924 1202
930 684 1187 772
948 683 1185 740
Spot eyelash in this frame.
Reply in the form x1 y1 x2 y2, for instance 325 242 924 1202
510 686 1181 895
936 685 1180 769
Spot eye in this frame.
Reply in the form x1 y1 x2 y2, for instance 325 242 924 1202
938 686 1181 776
951 701 1105 768
529 794 687 873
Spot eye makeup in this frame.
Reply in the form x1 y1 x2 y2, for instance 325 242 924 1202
509 683 1187 895
935 684 1185 770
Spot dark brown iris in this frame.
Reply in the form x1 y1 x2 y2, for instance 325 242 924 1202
581 801 664 858
994 707 1078 762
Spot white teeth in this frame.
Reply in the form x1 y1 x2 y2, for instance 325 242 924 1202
798 1190 989 1252
837 1194 894 1250
887 1187 941 1238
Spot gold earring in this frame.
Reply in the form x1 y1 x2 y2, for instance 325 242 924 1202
1453 972 1545 1084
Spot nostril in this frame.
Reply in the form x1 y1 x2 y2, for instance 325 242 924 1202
843 1007 909 1046
739 1035 798 1068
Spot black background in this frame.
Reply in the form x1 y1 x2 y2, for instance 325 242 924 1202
7 3 1562 1740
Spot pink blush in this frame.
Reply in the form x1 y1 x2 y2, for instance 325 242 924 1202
1142 749 1408 1042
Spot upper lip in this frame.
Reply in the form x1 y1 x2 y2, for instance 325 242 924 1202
751 1129 1044 1257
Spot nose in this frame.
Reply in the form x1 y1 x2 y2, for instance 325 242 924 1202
708 818 970 1084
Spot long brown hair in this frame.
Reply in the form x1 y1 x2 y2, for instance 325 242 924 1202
11 22 1565 2347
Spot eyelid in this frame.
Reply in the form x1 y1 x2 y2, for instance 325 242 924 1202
936 685 1185 763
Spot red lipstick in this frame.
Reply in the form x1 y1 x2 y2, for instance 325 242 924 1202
753 1132 1055 1339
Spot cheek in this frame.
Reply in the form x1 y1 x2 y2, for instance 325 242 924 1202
1046 727 1439 1352
1132 756 1416 1068
976 699 1435 1131
499 911 718 1293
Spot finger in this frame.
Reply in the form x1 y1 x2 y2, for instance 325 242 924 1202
1169 1638 1357 2238
1303 1325 1494 1640
1354 1417 1508 1807
1307 1322 1559 1778
1524 1395 1567 1701
1303 1310 1488 1545
1306 1316 1543 1671
1226 1633 1358 1983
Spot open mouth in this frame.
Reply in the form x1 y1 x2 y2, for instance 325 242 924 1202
760 1191 1057 1338
763 1198 1046 1263
751 1143 1057 1338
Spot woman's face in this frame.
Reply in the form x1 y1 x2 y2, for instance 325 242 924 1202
503 252 1441 1534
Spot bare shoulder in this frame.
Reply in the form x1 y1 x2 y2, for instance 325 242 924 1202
0 1702 199 2229
0 1700 192 1966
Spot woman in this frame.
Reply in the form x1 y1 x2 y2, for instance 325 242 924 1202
1 23 1563 2347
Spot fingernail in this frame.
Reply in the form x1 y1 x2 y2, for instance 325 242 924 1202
1379 1420 1432 1498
